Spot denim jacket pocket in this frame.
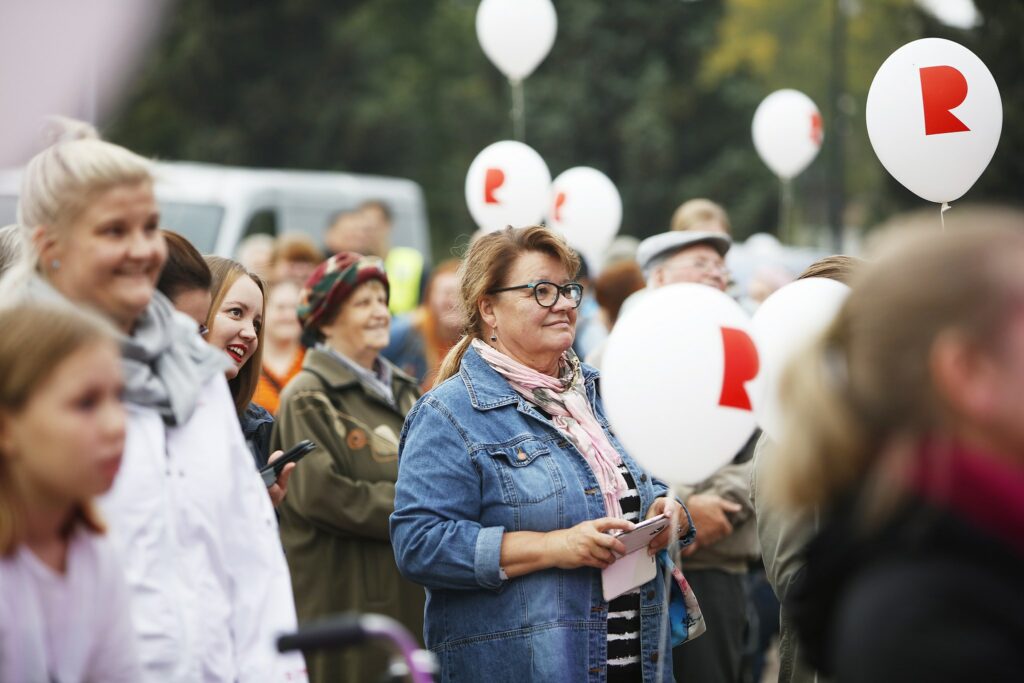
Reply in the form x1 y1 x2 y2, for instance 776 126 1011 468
486 439 565 505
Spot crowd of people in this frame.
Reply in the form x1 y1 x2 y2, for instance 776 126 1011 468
0 119 1021 683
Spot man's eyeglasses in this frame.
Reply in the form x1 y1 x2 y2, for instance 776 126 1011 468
488 281 584 309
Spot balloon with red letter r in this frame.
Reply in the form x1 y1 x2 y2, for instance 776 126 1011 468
752 89 823 180
866 38 1002 205
548 166 622 270
465 140 551 233
602 284 760 484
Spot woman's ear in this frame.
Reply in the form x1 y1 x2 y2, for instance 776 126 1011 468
32 225 60 267
478 295 497 330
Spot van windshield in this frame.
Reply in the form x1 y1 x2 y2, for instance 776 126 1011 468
159 202 224 253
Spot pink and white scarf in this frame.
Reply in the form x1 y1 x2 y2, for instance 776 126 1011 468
472 339 629 518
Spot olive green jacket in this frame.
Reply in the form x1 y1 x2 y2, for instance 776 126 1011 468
272 348 424 683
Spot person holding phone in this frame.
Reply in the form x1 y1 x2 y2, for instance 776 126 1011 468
203 256 295 505
5 120 305 682
0 305 140 682
272 252 425 683
391 226 694 683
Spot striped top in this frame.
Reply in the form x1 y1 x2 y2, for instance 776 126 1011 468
606 463 643 682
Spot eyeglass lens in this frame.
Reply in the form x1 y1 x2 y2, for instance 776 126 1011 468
534 282 583 308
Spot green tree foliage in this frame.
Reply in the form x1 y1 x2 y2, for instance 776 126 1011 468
108 0 1022 259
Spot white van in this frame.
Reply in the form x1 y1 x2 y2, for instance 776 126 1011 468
0 161 431 261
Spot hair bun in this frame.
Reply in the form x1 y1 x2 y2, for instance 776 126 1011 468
42 116 100 146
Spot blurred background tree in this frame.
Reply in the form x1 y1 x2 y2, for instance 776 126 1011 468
108 0 1023 259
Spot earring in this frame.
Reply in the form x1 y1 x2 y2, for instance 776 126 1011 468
50 259 60 271
490 329 498 342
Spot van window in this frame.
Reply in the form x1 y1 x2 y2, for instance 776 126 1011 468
159 201 225 252
243 208 278 239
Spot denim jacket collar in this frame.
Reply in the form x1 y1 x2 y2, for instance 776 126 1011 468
459 345 602 417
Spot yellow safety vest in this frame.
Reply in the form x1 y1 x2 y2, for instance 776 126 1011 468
385 246 425 315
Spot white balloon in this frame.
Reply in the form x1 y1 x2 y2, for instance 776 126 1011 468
476 0 557 81
0 0 165 166
603 284 760 484
748 278 849 442
548 167 622 265
866 38 1001 204
465 140 552 233
752 89 824 180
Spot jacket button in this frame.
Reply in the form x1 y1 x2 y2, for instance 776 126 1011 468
646 590 655 601
640 473 648 482
650 652 659 663
517 450 527 461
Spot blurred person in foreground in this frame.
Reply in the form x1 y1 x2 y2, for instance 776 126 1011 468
253 278 306 415
272 252 424 683
749 255 862 683
269 232 322 286
0 305 140 682
5 120 304 681
769 226 1024 681
636 229 761 683
391 225 692 683
383 258 464 391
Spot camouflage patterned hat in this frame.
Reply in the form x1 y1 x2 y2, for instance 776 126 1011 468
297 252 389 336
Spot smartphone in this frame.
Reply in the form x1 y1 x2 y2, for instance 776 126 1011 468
260 439 317 487
609 513 670 557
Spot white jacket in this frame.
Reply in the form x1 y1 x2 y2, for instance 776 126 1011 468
101 374 307 682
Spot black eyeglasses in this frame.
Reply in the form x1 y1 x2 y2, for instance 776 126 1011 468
488 281 584 309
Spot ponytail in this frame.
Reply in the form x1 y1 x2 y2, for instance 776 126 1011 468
435 335 474 385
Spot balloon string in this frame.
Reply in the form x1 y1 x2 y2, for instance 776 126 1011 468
510 78 526 142
940 202 951 231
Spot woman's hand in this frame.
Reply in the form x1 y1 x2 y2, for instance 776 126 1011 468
265 449 296 508
645 497 689 556
544 517 634 570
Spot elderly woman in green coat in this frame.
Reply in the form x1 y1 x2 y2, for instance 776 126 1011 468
272 253 425 683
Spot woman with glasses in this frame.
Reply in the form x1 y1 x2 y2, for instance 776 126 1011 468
272 252 425 683
392 225 693 683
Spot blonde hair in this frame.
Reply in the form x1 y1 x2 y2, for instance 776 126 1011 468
0 122 154 307
670 198 731 234
0 304 116 555
205 256 267 416
435 226 581 384
18 117 152 231
773 225 1024 509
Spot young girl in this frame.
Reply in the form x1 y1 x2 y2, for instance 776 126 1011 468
0 304 140 681
204 256 296 507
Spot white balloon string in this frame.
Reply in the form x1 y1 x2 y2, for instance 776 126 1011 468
510 78 526 142
940 201 951 231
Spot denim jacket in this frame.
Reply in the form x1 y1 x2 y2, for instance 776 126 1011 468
391 347 692 683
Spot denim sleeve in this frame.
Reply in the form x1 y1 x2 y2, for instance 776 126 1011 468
390 398 505 591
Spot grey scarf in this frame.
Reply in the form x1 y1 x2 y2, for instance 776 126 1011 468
26 276 229 425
